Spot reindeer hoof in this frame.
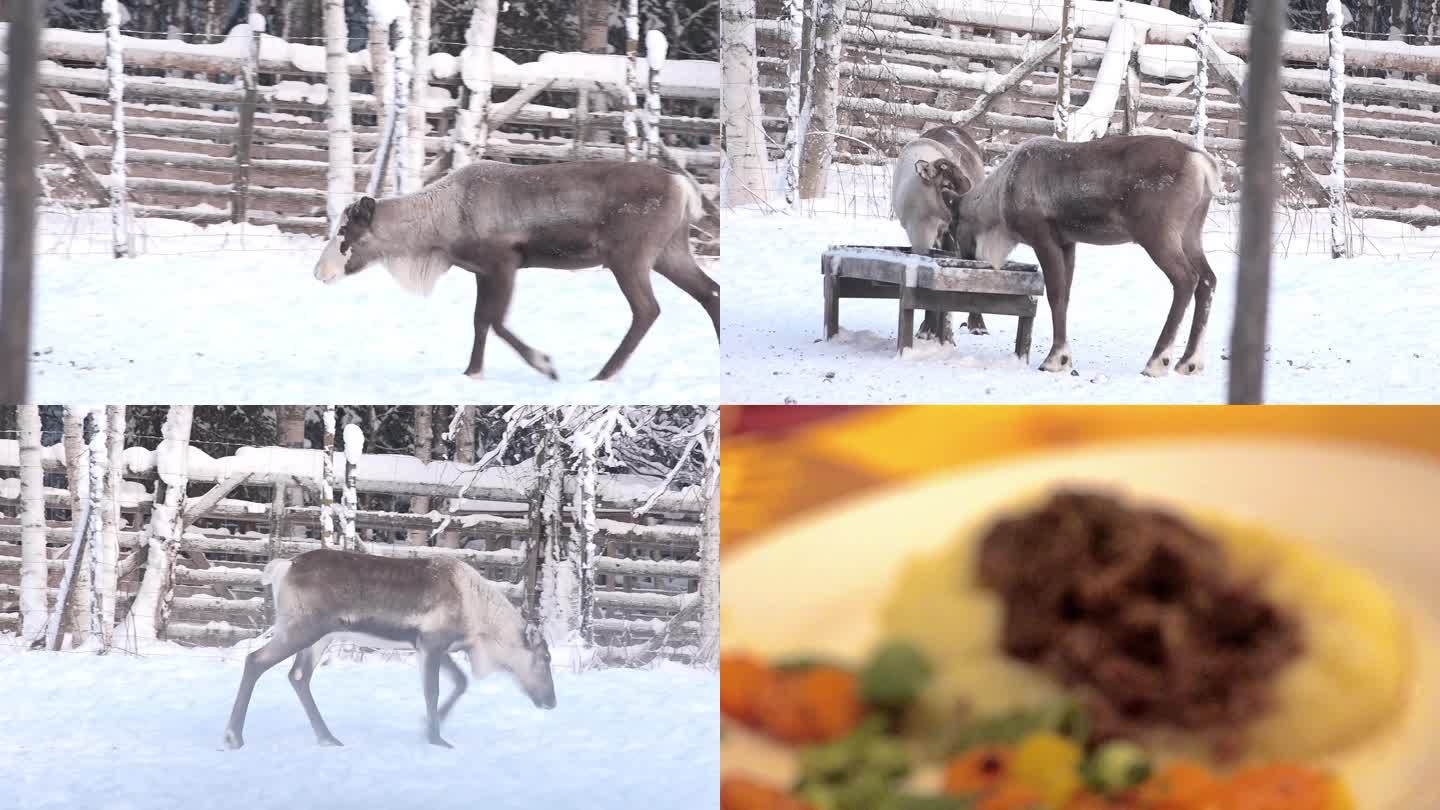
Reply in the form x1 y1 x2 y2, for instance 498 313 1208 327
317 735 344 747
222 730 244 751
463 368 483 380
1177 358 1205 375
532 354 558 380
1038 350 1072 373
428 735 455 749
1142 356 1173 377
968 326 989 336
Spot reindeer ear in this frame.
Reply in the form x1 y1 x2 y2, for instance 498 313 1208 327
941 188 962 210
914 159 937 183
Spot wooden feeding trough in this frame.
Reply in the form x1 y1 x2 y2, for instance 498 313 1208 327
821 246 1045 360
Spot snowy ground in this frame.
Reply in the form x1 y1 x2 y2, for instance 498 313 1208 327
24 209 721 403
0 640 718 810
723 203 1440 403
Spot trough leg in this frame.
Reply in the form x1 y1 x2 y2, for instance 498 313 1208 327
823 271 839 340
897 286 915 356
288 639 343 747
1015 315 1034 363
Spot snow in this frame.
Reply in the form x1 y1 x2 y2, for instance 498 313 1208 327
647 30 669 72
24 209 720 403
367 0 410 26
342 424 365 465
722 201 1440 404
0 644 717 810
1190 0 1212 19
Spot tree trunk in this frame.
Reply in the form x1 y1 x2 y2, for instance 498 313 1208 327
537 417 576 647
452 0 498 167
117 405 194 647
408 0 432 190
1328 0 1350 258
697 408 720 665
1229 0 1285 404
783 0 809 203
439 406 475 549
325 0 354 229
104 0 131 256
624 0 643 159
408 406 433 545
721 0 773 205
1055 0 1075 139
368 16 394 193
18 406 47 647
393 11 415 193
62 408 92 645
96 405 125 648
1192 0 1211 152
645 31 667 158
797 0 844 199
321 406 338 548
1 0 41 401
279 405 308 537
578 0 611 53
341 424 363 550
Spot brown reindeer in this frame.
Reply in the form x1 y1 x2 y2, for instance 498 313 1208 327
223 550 556 750
313 160 720 381
946 135 1219 376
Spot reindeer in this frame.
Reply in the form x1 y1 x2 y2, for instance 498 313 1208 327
313 160 720 381
222 549 556 750
945 134 1219 376
892 124 990 344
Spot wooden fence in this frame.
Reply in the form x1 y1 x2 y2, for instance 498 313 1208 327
0 442 705 658
0 21 721 252
755 0 1440 236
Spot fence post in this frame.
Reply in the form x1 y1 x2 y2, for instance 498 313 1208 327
341 425 363 551
1328 0 1350 258
103 0 132 255
1054 0 1075 140
1192 0 1211 152
645 31 667 161
320 406 338 549
233 13 262 225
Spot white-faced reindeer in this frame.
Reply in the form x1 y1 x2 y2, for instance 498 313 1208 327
945 134 1219 376
892 124 989 343
313 160 720 381
223 549 556 750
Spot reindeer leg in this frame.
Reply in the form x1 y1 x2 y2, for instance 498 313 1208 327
223 629 316 750
594 264 661 381
1176 223 1216 376
288 638 342 747
419 646 453 748
462 271 492 379
1033 234 1075 373
1139 239 1199 378
435 651 469 724
454 253 557 380
652 231 719 342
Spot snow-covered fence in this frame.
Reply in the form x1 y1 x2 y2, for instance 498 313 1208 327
2 22 721 251
0 439 707 660
747 0 1440 236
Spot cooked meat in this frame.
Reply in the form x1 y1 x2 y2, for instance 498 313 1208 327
977 491 1302 754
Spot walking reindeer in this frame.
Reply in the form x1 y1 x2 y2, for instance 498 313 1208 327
944 134 1219 376
892 125 991 343
313 160 720 381
223 549 556 750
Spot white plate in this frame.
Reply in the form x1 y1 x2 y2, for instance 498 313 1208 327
722 437 1440 808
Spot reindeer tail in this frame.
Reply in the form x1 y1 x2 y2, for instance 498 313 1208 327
672 171 707 224
1187 149 1221 195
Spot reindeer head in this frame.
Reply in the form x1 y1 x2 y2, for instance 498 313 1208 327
914 158 973 217
313 196 380 284
510 624 557 710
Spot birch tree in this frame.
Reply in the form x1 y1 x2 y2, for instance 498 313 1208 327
95 405 125 648
782 0 810 203
341 423 364 550
61 408 92 645
644 31 668 158
1055 0 1076 140
117 405 193 647
408 0 433 187
368 12 394 196
1191 0 1212 152
17 406 48 647
324 0 355 230
408 405 433 545
321 406 338 548
453 0 498 167
624 0 643 160
1328 0 1350 258
796 0 844 200
393 9 416 193
697 407 719 665
103 0 131 257
721 0 772 204
536 413 578 647
85 408 108 644
440 406 475 549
